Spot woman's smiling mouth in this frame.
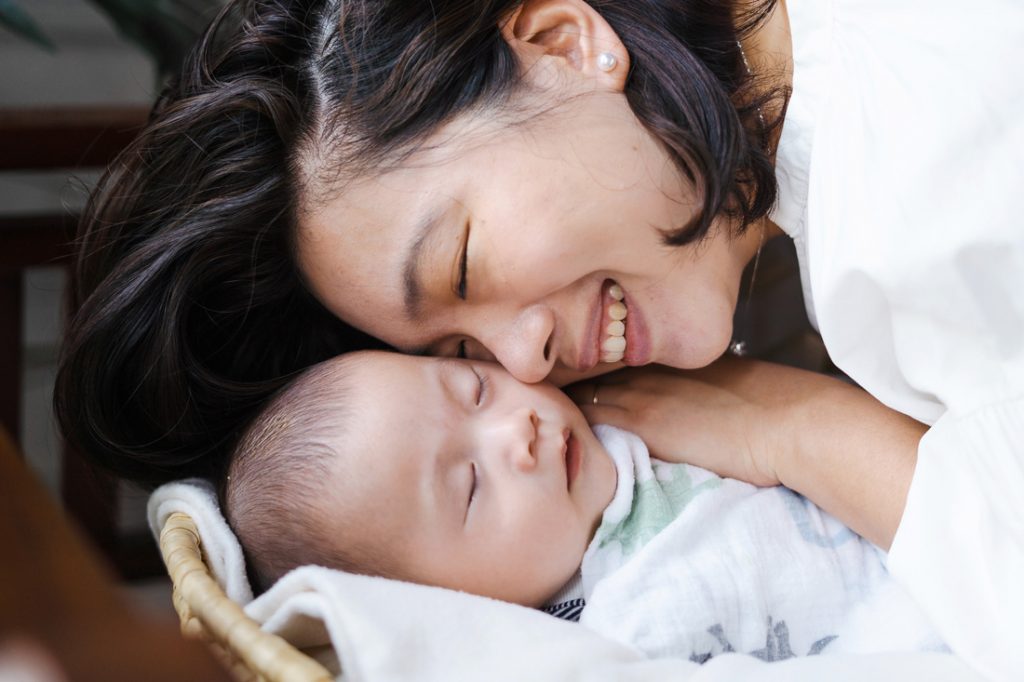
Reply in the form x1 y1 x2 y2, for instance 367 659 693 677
577 279 630 372
601 282 628 363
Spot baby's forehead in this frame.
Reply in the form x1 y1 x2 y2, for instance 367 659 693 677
299 351 412 404
331 349 432 380
311 354 439 526
312 351 470 470
308 350 436 449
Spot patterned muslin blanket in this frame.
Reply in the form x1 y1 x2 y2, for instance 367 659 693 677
148 441 975 681
564 426 945 661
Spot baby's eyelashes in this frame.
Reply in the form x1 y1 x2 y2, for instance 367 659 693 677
473 369 490 406
465 461 478 523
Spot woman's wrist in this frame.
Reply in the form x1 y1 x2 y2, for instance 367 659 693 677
769 377 924 549
743 362 843 487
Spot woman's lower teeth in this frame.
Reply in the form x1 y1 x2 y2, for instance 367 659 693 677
602 284 627 363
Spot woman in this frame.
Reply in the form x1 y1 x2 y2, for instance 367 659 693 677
56 0 1021 676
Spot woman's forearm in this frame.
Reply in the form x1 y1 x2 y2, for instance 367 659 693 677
573 358 925 549
771 380 926 550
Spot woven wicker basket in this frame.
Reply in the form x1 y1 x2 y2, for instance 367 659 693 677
158 511 335 681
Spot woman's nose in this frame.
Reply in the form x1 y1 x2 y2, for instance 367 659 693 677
484 304 556 384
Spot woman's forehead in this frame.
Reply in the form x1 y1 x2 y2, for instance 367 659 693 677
299 91 575 217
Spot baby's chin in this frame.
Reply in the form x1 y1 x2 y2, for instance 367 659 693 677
530 555 590 609
580 451 616 547
594 441 619 506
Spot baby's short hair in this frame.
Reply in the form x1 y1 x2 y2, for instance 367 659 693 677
223 355 395 592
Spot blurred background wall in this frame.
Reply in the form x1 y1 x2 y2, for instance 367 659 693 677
1 0 161 610
2 0 152 494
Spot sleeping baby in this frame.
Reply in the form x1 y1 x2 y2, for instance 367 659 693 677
222 350 943 663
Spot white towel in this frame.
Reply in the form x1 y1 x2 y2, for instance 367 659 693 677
147 477 253 604
146 475 984 682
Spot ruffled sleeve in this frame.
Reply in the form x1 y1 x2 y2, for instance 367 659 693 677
776 0 1024 678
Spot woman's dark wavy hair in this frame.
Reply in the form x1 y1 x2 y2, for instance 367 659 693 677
55 0 785 486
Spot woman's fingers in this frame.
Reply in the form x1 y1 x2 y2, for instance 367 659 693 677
565 369 658 409
577 403 631 428
567 380 647 432
565 381 599 407
565 380 631 408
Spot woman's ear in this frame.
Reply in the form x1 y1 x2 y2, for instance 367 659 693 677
500 0 629 92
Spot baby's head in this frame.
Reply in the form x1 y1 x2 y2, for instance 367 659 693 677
224 350 617 606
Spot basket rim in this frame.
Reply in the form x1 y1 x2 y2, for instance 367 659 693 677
159 511 335 682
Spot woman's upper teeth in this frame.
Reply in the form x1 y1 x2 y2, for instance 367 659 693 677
601 282 628 363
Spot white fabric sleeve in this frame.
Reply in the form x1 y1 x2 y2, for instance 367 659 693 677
888 399 1024 682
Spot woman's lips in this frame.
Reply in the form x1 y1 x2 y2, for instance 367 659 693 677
575 283 605 372
572 278 653 373
565 431 581 490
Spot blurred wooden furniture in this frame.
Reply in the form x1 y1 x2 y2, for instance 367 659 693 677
0 426 231 682
0 106 147 439
0 106 159 578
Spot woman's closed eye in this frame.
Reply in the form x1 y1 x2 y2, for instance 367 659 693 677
456 219 470 300
451 217 473 360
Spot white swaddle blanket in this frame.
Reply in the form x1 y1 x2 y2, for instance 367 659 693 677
146 447 978 681
576 426 945 660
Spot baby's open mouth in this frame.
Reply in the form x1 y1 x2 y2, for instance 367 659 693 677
601 281 627 363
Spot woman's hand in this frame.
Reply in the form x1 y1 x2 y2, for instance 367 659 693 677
567 358 784 487
568 357 926 550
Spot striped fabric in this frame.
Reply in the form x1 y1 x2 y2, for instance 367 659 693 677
541 598 586 623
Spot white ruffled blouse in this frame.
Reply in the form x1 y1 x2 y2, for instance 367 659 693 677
772 0 1024 678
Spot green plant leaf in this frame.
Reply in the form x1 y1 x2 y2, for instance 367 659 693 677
0 0 56 51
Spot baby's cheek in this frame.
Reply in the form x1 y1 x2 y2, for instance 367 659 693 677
542 512 589 566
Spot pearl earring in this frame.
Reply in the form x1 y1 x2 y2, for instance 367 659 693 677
597 52 617 72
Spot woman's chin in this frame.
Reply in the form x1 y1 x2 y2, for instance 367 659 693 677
657 330 734 370
550 363 619 386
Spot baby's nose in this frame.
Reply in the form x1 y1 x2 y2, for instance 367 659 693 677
508 409 539 472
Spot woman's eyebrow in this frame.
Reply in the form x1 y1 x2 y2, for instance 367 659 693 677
402 205 449 321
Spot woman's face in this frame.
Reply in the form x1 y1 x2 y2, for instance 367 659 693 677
296 91 760 385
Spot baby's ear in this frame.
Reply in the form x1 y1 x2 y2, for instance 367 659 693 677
499 0 629 92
